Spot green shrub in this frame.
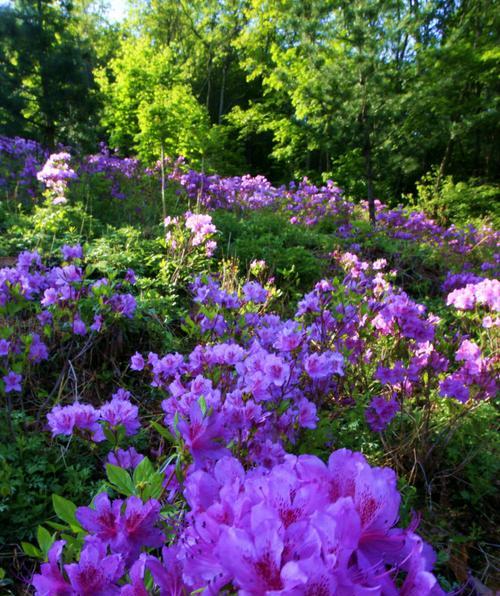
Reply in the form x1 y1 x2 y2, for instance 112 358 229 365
213 210 333 301
412 170 500 227
0 411 98 546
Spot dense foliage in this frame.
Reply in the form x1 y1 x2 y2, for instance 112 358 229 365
0 0 499 208
0 138 498 594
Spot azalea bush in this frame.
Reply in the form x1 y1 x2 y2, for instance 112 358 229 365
0 245 138 428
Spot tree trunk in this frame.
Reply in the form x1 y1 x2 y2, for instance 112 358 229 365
160 143 166 221
359 97 376 224
37 0 55 148
434 138 453 193
364 136 376 225
218 63 227 124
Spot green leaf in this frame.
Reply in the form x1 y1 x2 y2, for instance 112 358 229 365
151 420 175 443
52 494 82 531
106 464 135 496
37 526 54 556
46 521 69 532
142 472 164 500
21 542 42 559
133 457 155 486
198 395 207 416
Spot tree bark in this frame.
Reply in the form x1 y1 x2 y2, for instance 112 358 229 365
218 62 227 124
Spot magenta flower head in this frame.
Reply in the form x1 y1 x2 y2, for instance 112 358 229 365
73 403 104 440
60 244 83 261
115 496 164 564
145 546 187 595
107 447 144 470
2 370 22 393
31 540 71 596
47 405 76 437
100 396 140 436
47 403 104 441
130 352 145 371
76 492 122 545
365 394 399 432
439 375 470 403
263 353 290 387
177 402 230 467
120 556 148 596
64 540 124 594
304 351 344 379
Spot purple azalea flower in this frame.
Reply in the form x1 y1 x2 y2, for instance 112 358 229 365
125 269 137 285
31 540 72 596
120 556 148 596
177 402 230 467
115 497 164 564
263 354 290 387
107 447 144 470
304 351 344 379
0 338 10 357
242 281 268 304
108 293 136 318
47 405 76 436
130 352 145 371
76 493 122 544
38 310 53 326
29 333 49 363
100 396 140 436
61 244 83 261
90 314 104 332
73 316 87 336
365 395 400 432
3 370 22 393
64 541 124 595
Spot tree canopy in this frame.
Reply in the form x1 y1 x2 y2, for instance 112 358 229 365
1 0 498 204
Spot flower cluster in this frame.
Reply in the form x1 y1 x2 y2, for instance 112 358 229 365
446 278 500 328
36 151 78 204
2 136 493 594
0 135 47 200
165 211 218 257
439 339 497 402
169 162 353 226
82 143 142 200
32 449 444 595
32 495 164 594
48 388 140 441
0 247 137 398
373 200 499 258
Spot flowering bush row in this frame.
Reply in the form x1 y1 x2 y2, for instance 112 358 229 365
1 136 497 592
0 246 137 401
33 243 498 593
0 135 47 201
3 137 498 280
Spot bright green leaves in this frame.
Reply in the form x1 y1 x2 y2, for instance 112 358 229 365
105 457 165 501
52 494 82 533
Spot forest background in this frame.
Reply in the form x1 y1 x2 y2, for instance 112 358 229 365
1 0 499 218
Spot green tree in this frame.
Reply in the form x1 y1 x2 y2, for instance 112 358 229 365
136 83 210 163
0 0 101 147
